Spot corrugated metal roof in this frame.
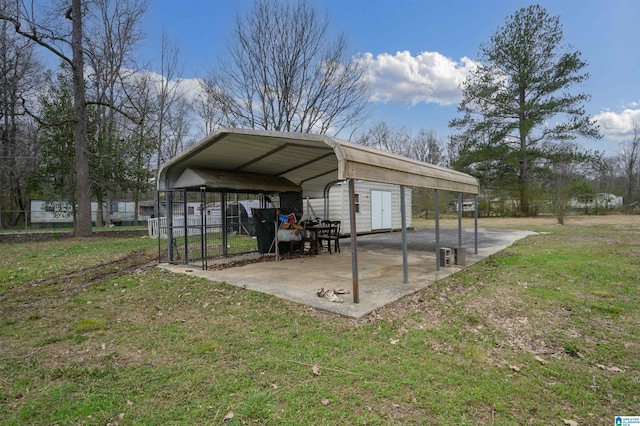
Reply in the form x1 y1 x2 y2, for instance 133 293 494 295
158 127 479 197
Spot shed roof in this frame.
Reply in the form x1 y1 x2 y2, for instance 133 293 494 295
157 127 479 197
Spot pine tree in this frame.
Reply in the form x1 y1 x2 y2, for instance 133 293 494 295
450 5 601 216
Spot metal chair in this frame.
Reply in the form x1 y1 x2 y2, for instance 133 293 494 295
292 220 313 256
318 220 340 254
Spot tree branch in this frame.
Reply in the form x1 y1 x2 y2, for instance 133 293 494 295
86 100 142 125
0 12 73 67
19 97 72 127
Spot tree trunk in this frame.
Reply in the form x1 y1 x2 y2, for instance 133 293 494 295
96 199 104 227
105 198 112 225
518 85 531 217
134 198 139 226
556 195 565 225
71 0 92 237
624 124 640 206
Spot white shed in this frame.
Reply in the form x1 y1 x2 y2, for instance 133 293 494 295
303 181 411 235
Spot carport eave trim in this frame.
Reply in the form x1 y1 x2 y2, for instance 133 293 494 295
327 137 479 194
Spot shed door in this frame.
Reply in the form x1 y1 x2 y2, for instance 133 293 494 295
371 190 392 230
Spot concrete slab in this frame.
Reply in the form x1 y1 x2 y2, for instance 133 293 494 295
160 227 535 319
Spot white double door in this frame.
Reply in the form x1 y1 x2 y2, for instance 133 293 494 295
371 190 392 230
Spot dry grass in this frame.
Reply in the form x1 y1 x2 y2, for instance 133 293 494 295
413 213 639 230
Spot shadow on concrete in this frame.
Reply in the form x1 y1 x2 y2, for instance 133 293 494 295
161 227 535 319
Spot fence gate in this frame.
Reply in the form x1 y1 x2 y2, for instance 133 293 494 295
158 189 187 265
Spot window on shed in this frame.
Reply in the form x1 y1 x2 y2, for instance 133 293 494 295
354 193 360 213
111 202 118 212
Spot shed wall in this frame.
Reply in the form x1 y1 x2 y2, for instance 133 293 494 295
302 182 412 235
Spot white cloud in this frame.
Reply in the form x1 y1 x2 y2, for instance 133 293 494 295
121 68 205 105
174 77 206 104
357 50 478 106
592 108 640 139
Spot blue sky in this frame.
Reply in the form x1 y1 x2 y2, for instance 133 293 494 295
140 0 639 155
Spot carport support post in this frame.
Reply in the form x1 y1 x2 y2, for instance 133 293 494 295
200 187 207 269
401 185 408 283
474 194 479 255
458 192 463 247
183 190 189 264
221 192 227 256
167 191 174 262
435 189 440 271
349 179 359 303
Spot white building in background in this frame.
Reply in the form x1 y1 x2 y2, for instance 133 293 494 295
452 199 476 213
303 181 412 235
30 199 154 225
570 193 623 210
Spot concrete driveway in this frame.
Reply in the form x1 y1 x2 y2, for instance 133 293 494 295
161 227 535 319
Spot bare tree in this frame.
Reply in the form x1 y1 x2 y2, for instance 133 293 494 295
356 121 410 155
356 122 446 166
0 1 92 236
119 68 157 223
193 81 225 137
152 31 183 168
407 129 445 165
535 140 604 223
162 97 192 159
68 0 91 236
201 0 369 136
84 0 147 226
0 18 42 228
620 121 640 208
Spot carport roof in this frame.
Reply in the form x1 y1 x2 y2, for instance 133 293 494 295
157 127 479 197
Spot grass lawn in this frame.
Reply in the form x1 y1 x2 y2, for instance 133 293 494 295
1 216 638 424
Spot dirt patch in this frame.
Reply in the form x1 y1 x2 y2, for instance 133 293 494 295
0 229 147 244
464 286 563 353
0 231 73 244
206 252 274 270
557 214 639 226
44 249 155 285
4 248 157 306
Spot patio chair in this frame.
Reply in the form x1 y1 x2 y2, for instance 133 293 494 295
288 220 313 257
318 220 341 254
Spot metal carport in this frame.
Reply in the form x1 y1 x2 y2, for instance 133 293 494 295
157 127 480 303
